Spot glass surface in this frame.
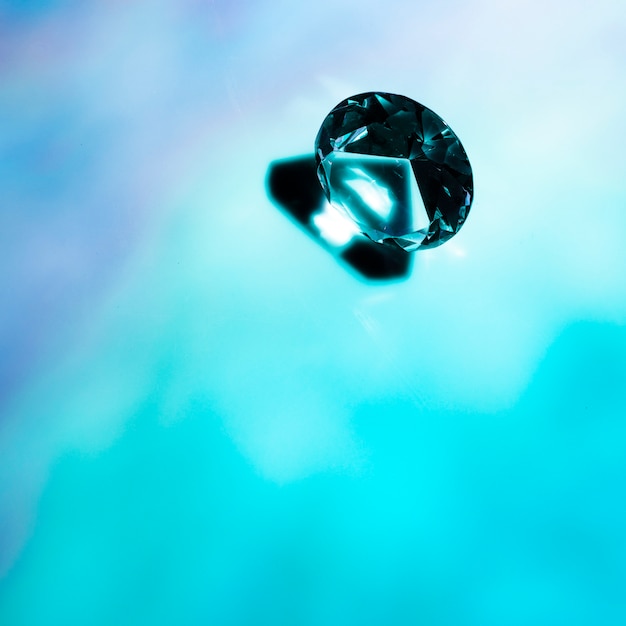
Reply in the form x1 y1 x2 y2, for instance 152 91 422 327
1 1 626 625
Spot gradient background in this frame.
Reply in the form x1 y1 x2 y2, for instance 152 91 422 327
1 1 626 624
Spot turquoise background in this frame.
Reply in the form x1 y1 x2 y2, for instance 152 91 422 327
1 1 626 624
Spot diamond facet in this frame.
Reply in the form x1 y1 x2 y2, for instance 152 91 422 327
315 92 473 251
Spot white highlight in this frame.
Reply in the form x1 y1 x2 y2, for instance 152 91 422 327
344 169 394 220
312 202 360 247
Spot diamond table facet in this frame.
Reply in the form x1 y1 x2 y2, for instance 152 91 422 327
315 92 473 251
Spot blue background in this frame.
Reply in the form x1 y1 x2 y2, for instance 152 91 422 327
1 1 626 624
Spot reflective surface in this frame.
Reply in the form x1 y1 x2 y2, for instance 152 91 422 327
1 1 626 625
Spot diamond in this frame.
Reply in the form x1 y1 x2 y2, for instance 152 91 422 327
315 92 473 251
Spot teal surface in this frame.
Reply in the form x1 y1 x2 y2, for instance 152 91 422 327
1 1 626 625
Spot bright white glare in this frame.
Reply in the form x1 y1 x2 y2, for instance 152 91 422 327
344 170 394 220
311 202 361 247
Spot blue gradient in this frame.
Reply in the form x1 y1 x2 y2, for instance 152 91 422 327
1 1 626 624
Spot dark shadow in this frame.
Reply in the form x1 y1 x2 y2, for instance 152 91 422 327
266 155 412 282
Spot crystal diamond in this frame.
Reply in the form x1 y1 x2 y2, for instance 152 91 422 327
315 92 473 251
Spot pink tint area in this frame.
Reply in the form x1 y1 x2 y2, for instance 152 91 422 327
0 1 234 415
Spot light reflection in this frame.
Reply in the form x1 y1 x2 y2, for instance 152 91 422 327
343 169 394 221
311 201 360 247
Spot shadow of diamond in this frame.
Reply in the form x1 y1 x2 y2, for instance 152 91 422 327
266 155 412 282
